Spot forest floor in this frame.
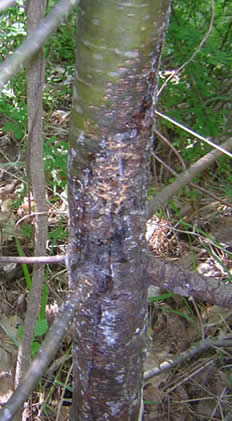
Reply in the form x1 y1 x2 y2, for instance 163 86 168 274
0 114 232 420
143 143 232 419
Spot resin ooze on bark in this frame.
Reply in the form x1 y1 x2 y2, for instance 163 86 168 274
68 0 170 419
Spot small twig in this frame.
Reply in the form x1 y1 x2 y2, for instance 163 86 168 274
210 386 227 420
0 255 66 264
165 356 216 394
152 151 232 209
16 212 48 226
155 110 232 159
55 363 73 421
153 128 186 170
190 184 232 210
146 137 232 220
144 335 232 381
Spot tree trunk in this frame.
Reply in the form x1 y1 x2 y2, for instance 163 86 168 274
67 1 170 419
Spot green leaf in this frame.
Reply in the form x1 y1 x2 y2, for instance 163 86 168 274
31 341 41 357
34 319 48 337
148 292 176 303
144 400 159 405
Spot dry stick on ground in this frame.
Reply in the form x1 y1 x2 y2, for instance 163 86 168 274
0 284 93 421
14 0 47 394
146 136 232 220
0 0 78 92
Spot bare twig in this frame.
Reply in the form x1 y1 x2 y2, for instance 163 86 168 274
0 255 65 264
189 296 205 341
144 249 232 308
153 128 186 170
152 149 232 209
146 137 232 219
155 110 232 159
144 335 232 381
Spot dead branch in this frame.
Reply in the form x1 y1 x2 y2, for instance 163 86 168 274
144 249 232 308
146 137 232 220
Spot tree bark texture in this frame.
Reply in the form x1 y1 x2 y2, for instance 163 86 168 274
15 0 47 391
68 0 170 419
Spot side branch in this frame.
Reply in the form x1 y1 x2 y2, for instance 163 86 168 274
146 137 232 220
0 255 65 264
144 335 232 381
143 250 232 308
0 282 92 421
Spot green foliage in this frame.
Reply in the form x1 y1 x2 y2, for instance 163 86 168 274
160 307 193 323
0 0 26 61
160 0 232 163
0 92 26 140
148 292 176 303
149 292 194 322
18 318 48 357
15 236 32 290
48 220 68 248
43 136 68 192
43 5 77 111
144 400 160 406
